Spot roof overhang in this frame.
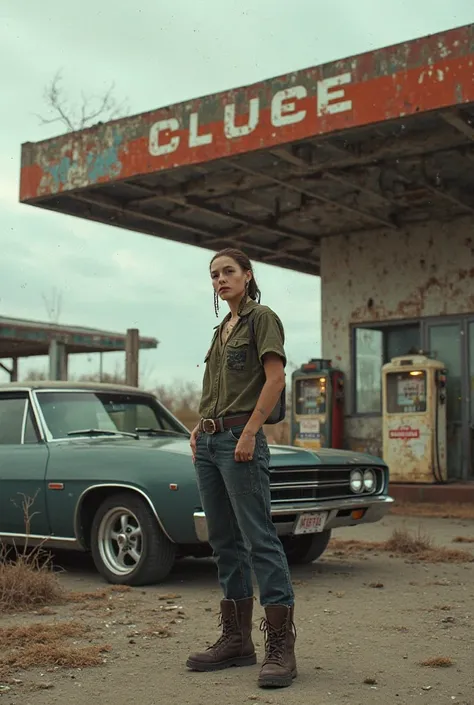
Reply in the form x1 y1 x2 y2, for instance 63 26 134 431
19 23 474 276
0 316 158 359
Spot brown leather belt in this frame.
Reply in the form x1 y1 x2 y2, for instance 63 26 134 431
199 414 251 434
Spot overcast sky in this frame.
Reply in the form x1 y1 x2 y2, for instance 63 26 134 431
0 1 471 389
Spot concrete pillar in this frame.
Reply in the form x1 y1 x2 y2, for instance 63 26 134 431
125 328 139 387
11 358 18 382
49 340 68 380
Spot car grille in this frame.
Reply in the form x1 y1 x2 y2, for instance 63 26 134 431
269 466 385 503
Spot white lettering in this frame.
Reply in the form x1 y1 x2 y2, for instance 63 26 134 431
188 112 213 148
317 72 352 117
271 86 307 127
149 118 180 156
224 98 260 139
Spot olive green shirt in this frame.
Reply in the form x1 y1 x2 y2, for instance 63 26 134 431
198 299 286 419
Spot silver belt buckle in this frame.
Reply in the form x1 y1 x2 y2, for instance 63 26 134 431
202 418 217 434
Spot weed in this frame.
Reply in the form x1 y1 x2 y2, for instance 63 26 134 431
329 528 473 563
385 528 432 554
0 494 65 614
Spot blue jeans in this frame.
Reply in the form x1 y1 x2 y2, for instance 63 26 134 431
194 425 294 606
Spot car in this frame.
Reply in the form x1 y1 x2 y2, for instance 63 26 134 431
0 381 394 586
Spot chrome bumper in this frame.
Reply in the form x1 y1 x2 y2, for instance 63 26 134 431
193 495 394 543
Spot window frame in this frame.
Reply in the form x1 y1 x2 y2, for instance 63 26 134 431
32 388 190 442
350 318 422 417
0 391 42 445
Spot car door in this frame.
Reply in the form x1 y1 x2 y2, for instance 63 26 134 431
0 392 50 536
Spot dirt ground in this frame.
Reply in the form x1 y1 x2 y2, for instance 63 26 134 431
1 514 473 705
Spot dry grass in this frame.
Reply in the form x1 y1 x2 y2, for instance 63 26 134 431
0 621 111 679
0 543 64 615
329 527 474 563
68 589 110 603
391 502 474 520
385 527 432 554
452 536 474 544
0 494 65 615
420 656 454 668
68 585 134 611
0 622 86 650
330 538 383 555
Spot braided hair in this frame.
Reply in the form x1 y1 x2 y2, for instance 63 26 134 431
210 248 261 316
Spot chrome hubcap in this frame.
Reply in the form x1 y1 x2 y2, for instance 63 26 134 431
97 507 143 576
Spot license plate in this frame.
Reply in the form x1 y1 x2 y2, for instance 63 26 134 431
294 512 328 535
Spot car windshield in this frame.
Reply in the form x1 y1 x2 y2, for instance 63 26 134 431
35 390 188 440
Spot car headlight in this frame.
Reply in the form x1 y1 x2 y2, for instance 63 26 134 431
363 468 376 493
349 469 363 493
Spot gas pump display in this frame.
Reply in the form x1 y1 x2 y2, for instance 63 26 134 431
382 355 447 483
295 377 327 416
387 370 427 414
291 359 344 449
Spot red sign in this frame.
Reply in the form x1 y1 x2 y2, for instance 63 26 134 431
19 23 474 201
389 426 420 440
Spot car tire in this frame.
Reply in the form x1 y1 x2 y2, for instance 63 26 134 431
90 491 176 586
283 530 332 565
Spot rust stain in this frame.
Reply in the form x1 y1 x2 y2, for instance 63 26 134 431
457 268 474 279
349 273 464 322
19 23 474 201
347 436 382 457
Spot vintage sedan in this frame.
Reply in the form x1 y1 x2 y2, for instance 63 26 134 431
0 381 394 585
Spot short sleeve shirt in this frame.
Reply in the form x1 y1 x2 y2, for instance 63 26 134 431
198 299 286 419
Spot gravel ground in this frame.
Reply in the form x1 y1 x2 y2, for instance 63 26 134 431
1 514 473 705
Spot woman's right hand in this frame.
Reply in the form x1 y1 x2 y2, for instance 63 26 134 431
190 424 200 463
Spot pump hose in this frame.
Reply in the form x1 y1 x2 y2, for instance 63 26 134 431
433 382 446 484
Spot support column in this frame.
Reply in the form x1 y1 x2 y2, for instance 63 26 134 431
49 340 68 381
11 358 18 382
125 328 139 387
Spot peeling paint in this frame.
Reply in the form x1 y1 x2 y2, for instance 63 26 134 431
35 127 123 196
19 22 474 201
321 217 474 458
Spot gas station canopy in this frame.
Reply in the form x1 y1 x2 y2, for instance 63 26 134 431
0 315 158 359
19 24 474 277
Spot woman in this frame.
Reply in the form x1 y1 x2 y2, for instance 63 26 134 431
186 248 297 689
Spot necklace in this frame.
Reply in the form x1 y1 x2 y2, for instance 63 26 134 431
223 317 239 343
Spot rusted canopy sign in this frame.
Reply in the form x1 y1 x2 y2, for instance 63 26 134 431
20 23 474 201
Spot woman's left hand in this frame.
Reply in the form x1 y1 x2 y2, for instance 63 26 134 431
235 431 256 463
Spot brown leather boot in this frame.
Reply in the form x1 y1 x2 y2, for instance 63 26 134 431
258 605 297 688
186 597 257 672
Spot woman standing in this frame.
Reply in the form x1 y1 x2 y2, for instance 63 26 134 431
186 248 297 689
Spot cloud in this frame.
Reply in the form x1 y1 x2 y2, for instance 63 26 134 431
1 0 471 388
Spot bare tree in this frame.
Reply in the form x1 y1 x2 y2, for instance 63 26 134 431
41 287 63 324
36 69 128 133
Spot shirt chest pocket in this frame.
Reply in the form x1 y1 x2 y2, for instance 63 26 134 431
226 338 250 372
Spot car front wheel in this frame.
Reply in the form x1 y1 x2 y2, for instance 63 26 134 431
90 492 176 586
282 530 332 565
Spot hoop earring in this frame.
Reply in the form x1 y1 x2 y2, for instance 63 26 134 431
214 291 219 317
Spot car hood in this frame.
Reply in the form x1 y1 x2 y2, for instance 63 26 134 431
62 435 384 466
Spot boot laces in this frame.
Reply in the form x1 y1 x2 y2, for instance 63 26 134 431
207 612 238 653
260 618 288 663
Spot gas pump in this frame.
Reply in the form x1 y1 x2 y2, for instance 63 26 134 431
382 354 447 483
291 358 344 449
